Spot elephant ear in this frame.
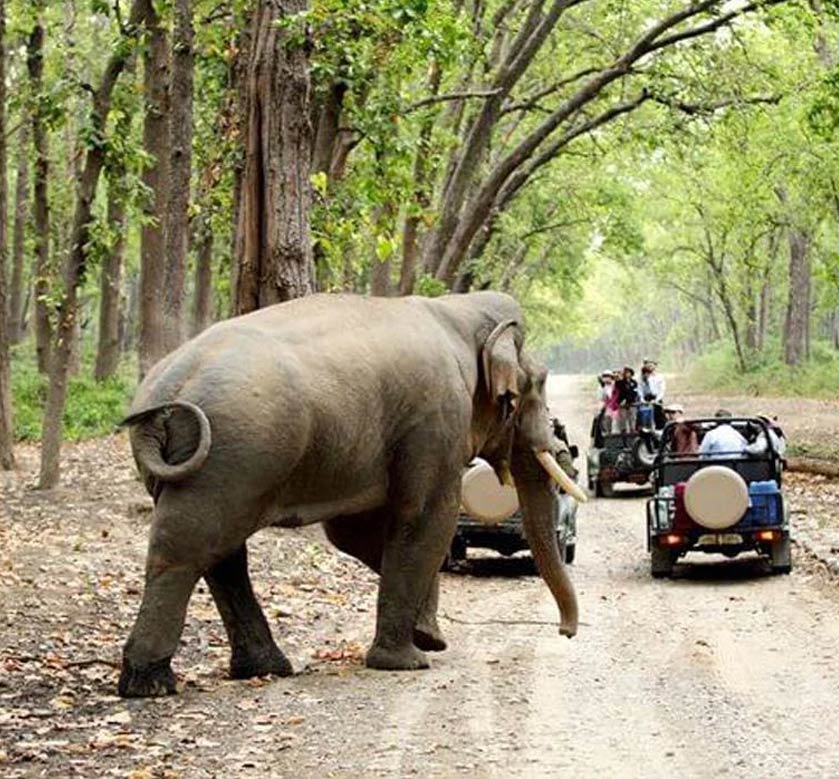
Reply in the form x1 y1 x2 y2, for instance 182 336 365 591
482 320 521 406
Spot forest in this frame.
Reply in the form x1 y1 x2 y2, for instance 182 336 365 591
0 0 838 488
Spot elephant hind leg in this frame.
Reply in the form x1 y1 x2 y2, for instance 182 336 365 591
324 510 447 652
119 562 199 698
205 544 292 680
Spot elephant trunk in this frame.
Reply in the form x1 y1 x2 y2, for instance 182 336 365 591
512 446 579 638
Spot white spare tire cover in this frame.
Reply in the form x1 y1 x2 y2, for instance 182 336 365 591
461 459 519 525
684 465 749 530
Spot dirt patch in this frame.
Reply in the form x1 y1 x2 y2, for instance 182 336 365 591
0 435 379 777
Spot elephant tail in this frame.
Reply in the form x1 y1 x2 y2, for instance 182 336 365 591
120 400 212 482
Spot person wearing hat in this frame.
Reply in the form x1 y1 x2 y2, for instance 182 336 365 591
594 370 616 438
745 414 787 458
664 403 698 454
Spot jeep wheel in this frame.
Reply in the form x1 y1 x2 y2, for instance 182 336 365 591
770 535 792 575
650 546 674 578
596 480 615 498
441 535 467 572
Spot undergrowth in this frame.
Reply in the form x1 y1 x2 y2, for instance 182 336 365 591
11 340 136 442
685 338 839 399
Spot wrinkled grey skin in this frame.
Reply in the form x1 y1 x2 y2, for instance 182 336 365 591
118 291 578 697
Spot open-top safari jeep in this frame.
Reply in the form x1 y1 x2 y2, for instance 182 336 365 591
646 416 791 578
446 422 582 568
587 402 659 497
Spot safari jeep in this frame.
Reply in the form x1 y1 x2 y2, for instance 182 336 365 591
446 424 583 567
646 417 791 578
588 402 659 497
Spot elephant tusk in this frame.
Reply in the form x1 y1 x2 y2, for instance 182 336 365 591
535 450 588 504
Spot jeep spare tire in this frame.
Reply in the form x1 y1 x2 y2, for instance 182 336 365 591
461 459 519 524
684 465 749 530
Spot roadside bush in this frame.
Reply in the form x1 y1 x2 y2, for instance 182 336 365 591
10 342 136 442
687 339 839 399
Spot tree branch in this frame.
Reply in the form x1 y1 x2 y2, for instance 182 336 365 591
501 67 601 114
648 0 787 55
434 0 792 283
404 89 502 113
649 92 782 115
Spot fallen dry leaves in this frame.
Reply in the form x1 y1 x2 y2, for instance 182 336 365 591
0 434 379 777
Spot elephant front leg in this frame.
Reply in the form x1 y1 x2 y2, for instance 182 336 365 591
325 510 447 652
413 574 446 652
205 544 293 680
366 484 459 671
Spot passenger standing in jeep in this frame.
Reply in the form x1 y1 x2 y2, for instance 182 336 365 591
614 367 639 433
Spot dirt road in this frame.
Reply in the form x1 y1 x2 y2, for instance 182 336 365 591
4 376 839 777
257 375 839 778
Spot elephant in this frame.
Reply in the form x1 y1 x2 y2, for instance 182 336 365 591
117 291 581 698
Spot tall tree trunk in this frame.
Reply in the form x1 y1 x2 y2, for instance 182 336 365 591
233 0 314 314
38 0 148 489
137 0 170 378
62 0 81 254
398 62 441 296
27 6 51 374
8 122 29 343
0 0 14 470
94 181 126 381
312 80 346 178
162 0 194 353
757 276 771 352
191 215 214 335
783 227 810 367
370 258 392 296
744 271 758 352
122 272 139 353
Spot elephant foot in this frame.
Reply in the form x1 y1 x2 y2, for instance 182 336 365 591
230 645 293 680
413 621 447 652
118 657 178 698
366 642 429 671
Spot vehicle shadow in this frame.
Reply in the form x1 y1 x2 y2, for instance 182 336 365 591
444 554 539 578
669 554 775 583
596 488 654 500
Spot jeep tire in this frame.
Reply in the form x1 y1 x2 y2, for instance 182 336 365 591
441 534 467 572
770 534 792 575
650 546 675 578
595 479 615 498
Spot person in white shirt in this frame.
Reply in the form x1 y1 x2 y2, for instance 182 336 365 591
643 360 666 403
699 409 748 457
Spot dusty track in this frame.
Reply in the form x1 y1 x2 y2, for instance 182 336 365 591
4 376 839 777
265 375 839 778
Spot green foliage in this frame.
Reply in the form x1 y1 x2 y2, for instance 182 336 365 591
10 344 136 443
686 339 839 399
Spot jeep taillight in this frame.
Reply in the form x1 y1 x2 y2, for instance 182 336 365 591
655 487 675 530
